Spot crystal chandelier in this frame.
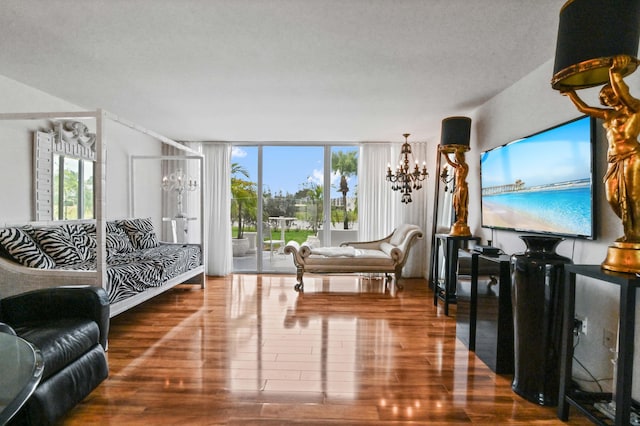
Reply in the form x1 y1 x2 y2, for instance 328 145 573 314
386 133 428 204
162 168 198 218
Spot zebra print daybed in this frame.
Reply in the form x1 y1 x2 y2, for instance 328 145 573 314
0 218 205 317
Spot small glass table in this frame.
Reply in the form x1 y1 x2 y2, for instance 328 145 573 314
0 332 44 424
268 217 295 253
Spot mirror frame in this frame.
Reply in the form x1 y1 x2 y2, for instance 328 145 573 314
34 120 96 221
428 149 454 289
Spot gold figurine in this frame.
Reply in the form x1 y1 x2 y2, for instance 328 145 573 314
562 54 640 272
440 144 471 237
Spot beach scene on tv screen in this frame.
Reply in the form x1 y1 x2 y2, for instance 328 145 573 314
480 117 592 237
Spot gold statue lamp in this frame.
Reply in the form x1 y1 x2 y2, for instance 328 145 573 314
439 116 472 237
552 0 640 273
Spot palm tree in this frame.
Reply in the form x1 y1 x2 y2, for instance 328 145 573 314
231 162 256 239
331 150 358 229
302 182 323 233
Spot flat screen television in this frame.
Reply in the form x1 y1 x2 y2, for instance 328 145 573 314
480 115 596 239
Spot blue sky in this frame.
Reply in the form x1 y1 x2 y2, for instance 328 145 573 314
231 145 359 199
480 116 592 188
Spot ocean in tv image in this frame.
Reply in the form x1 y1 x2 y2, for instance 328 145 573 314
480 116 594 237
481 183 592 236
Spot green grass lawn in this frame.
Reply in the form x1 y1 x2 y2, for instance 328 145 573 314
233 227 316 244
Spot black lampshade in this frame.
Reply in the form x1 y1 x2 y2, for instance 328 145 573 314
551 0 640 90
441 116 471 147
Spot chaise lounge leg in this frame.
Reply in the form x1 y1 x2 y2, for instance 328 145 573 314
294 267 304 292
394 270 403 290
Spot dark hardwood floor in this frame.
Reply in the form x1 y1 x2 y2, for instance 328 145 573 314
62 274 591 425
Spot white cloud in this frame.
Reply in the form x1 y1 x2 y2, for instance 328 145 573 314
308 169 323 185
232 147 247 158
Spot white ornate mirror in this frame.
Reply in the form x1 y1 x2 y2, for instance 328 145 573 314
34 120 96 221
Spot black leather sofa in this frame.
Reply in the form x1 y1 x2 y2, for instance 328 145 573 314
0 286 109 425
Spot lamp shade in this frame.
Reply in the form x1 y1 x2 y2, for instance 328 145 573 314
441 116 471 147
551 0 640 90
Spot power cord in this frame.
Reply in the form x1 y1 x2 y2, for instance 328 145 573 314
572 333 604 393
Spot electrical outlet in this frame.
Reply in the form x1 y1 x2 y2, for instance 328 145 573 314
603 328 616 349
575 316 588 335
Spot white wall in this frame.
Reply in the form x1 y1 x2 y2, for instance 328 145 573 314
0 75 85 223
103 120 162 225
471 59 636 396
0 74 163 229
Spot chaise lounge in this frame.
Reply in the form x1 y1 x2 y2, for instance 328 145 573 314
284 224 423 292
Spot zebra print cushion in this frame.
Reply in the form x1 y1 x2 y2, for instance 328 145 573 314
117 218 159 250
64 223 94 262
0 227 55 268
81 222 98 261
30 226 86 266
106 222 134 254
105 243 202 304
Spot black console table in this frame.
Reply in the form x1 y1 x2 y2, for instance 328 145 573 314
456 249 514 374
432 233 479 316
558 264 639 425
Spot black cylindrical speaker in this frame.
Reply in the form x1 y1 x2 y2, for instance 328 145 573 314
511 235 572 406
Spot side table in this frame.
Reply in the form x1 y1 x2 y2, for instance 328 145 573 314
558 265 640 425
432 233 479 315
0 332 44 424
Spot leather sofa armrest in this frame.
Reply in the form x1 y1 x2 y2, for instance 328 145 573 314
0 286 110 349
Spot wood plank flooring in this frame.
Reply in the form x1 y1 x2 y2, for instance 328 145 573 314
62 274 591 425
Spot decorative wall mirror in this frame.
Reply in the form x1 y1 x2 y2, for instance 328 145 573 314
428 151 454 289
34 121 96 221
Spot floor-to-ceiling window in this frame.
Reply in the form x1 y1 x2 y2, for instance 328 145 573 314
232 144 358 273
328 146 358 245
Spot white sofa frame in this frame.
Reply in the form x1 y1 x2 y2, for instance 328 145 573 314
0 109 207 317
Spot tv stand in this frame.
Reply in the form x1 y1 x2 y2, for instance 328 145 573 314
456 249 514 374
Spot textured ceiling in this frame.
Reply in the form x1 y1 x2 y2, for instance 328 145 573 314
0 0 565 142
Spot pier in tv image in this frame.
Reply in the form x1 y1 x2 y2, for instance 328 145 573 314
480 116 595 239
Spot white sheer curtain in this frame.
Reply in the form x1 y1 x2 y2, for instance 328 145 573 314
203 143 233 276
160 144 202 243
182 142 203 243
397 142 428 278
359 142 428 278
358 143 397 241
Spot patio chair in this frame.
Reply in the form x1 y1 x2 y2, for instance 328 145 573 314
264 222 285 259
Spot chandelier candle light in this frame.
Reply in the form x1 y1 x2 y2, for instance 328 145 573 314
438 116 472 237
162 168 198 218
386 133 428 204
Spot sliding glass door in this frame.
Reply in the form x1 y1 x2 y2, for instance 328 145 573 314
232 144 358 273
328 146 358 245
262 146 322 272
